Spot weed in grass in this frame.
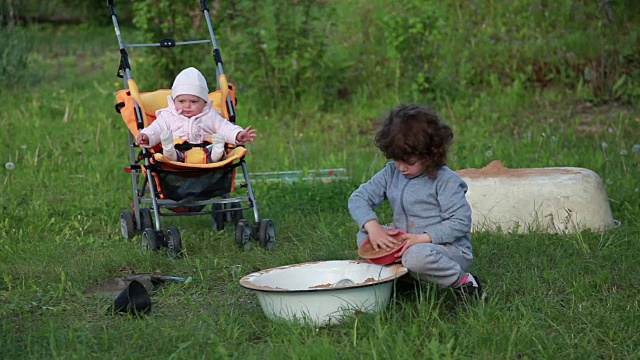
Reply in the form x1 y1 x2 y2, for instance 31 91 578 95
597 227 624 250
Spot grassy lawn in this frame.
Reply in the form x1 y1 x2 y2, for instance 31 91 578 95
1 13 640 360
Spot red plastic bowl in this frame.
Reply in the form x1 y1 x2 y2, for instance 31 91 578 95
358 230 407 265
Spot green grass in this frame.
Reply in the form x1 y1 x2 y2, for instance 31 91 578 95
1 17 640 360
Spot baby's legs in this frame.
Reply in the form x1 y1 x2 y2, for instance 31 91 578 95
161 131 177 161
207 134 226 162
401 243 473 288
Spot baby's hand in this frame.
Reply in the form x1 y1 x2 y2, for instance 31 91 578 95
236 126 257 144
136 133 149 147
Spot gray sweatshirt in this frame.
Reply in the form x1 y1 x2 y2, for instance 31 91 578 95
348 162 473 252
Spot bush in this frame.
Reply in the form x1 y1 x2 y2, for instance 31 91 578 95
127 0 340 111
130 0 211 90
83 0 640 109
0 27 31 88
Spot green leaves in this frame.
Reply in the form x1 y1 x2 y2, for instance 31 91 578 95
0 28 32 89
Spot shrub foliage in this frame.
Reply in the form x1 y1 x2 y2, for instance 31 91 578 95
4 0 640 106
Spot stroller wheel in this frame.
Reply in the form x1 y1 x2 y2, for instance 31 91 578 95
120 210 135 239
235 219 252 251
166 226 183 259
141 228 161 251
139 208 153 230
212 203 225 231
258 219 276 250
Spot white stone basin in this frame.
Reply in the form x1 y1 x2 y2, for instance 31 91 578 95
457 161 618 233
239 260 408 326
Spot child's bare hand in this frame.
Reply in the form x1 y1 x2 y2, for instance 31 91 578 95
136 133 149 147
394 232 432 258
236 126 257 144
366 225 401 252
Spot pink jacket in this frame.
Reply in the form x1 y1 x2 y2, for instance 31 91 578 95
140 96 243 147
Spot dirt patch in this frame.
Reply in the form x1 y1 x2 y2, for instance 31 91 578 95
456 160 581 179
358 240 403 258
309 277 380 289
309 283 334 289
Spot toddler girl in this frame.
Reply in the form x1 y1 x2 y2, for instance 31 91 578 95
349 104 482 302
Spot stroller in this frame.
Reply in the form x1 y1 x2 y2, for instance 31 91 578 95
108 0 275 257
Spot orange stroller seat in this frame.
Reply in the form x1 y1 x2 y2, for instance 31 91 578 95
115 78 247 199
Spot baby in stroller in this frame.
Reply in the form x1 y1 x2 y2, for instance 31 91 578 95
135 67 257 163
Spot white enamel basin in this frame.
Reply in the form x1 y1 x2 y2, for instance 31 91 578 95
457 161 618 233
239 260 408 326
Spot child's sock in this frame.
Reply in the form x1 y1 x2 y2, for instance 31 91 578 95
160 130 177 161
209 133 225 162
456 274 470 287
453 273 483 301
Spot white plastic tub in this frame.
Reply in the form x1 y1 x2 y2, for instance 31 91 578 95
239 260 408 326
457 161 618 233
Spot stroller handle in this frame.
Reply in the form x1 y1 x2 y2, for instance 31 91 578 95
108 0 208 10
107 1 117 17
108 1 209 12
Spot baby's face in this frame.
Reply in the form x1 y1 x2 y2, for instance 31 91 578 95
174 94 207 118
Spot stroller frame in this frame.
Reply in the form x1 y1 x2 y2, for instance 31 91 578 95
108 0 275 256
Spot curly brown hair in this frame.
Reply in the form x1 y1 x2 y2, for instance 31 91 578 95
375 104 453 179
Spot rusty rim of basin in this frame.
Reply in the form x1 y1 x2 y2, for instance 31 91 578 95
239 260 408 293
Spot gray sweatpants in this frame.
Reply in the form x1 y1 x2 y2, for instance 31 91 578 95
356 230 473 288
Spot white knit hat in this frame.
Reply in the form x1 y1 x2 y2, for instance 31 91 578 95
171 67 210 101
